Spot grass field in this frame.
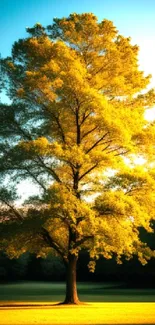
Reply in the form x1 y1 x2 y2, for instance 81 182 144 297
0 282 155 324
0 281 155 302
0 303 155 324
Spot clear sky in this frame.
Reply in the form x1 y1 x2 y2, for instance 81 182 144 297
0 0 155 87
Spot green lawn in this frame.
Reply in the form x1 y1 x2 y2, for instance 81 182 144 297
0 281 155 303
0 283 155 324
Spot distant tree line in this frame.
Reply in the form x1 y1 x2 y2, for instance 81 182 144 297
0 223 154 286
0 228 155 287
0 252 65 282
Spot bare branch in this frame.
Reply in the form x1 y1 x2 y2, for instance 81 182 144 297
79 163 98 181
53 114 66 143
106 146 122 154
81 125 98 140
80 112 91 125
86 132 109 154
0 199 23 221
24 167 47 192
34 155 62 183
114 149 130 156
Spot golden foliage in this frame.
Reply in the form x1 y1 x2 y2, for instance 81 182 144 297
1 13 155 266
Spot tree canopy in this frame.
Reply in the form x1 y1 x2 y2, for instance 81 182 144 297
0 13 155 303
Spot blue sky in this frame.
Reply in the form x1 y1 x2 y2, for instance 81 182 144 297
1 0 155 86
0 0 155 82
0 1 155 54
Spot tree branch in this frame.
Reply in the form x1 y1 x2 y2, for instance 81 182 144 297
0 199 23 221
41 227 68 264
114 149 130 156
53 114 66 144
86 132 109 154
24 167 47 192
7 117 62 183
79 163 98 181
73 235 94 248
80 112 91 125
81 125 98 140
34 156 62 183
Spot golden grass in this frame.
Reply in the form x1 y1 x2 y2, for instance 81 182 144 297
0 302 155 324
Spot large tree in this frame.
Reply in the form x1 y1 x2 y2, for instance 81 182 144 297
0 13 155 304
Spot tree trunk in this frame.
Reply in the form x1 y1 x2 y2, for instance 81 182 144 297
63 254 79 304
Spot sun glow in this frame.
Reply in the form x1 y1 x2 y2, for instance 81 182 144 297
145 107 155 121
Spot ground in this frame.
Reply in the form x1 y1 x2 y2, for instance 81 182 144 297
0 282 155 324
0 303 155 324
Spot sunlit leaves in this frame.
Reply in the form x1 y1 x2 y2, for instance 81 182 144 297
0 13 155 269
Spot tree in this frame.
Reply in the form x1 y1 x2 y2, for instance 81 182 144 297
0 13 155 304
